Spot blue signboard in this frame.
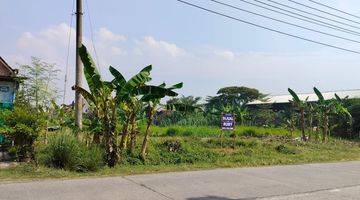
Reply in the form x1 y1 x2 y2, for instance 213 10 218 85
221 114 235 130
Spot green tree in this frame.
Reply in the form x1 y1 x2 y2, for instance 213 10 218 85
74 44 181 166
314 87 351 142
19 57 60 110
217 86 266 106
166 95 202 114
73 45 119 167
205 86 266 119
288 88 308 141
140 83 183 159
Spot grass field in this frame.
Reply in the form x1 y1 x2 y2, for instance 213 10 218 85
147 125 301 137
1 126 359 181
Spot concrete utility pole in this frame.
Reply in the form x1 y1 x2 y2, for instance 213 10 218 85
75 0 83 130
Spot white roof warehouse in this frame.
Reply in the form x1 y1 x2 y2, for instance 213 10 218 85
248 89 360 106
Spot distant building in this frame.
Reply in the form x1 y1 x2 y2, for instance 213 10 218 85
0 57 19 108
248 89 360 110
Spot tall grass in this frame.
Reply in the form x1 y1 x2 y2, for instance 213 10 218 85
2 130 359 180
37 132 104 172
144 125 301 138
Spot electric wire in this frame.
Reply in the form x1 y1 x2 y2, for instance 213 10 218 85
85 0 101 73
266 0 360 31
211 0 360 44
250 0 360 37
176 0 360 54
308 0 360 21
288 0 360 26
63 0 75 105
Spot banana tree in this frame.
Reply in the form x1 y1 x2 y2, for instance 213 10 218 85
334 93 352 135
288 88 308 141
305 103 317 141
233 105 249 126
109 65 152 151
140 82 183 160
314 87 351 142
109 64 182 152
73 45 118 167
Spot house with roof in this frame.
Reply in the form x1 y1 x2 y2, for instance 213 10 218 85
0 57 19 108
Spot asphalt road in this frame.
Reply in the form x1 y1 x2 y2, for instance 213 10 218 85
0 161 359 200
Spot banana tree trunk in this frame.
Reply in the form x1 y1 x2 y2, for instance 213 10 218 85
300 109 306 141
93 133 101 144
323 115 329 143
119 114 131 150
104 105 119 168
308 115 313 141
129 113 137 154
140 106 154 160
105 126 118 167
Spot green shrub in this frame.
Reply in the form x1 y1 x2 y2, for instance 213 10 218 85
182 130 193 136
242 129 257 137
39 132 104 172
245 139 260 147
39 133 80 170
162 140 183 152
78 145 104 172
275 144 299 155
166 128 179 136
3 106 44 161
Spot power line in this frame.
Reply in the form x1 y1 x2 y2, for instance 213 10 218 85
63 0 75 105
211 0 360 44
85 0 101 73
252 0 360 37
176 0 360 55
288 0 360 26
308 0 360 21
266 0 360 31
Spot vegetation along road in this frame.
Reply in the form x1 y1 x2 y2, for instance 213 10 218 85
0 161 359 200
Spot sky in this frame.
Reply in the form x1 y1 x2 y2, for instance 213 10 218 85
2 0 360 103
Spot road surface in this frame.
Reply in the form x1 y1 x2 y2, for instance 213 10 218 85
0 161 359 200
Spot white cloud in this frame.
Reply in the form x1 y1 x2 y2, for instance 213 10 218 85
215 50 235 61
134 36 185 57
111 46 126 56
17 23 75 62
98 27 126 42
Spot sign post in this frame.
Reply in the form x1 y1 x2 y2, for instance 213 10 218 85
221 113 236 148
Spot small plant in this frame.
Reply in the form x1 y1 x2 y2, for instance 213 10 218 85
275 144 299 155
166 128 179 136
182 130 193 136
78 145 105 172
163 140 183 152
243 129 257 137
3 106 44 162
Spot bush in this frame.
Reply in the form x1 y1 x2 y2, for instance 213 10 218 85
166 128 179 136
78 145 104 172
162 140 183 152
183 130 193 136
242 129 257 137
3 106 44 161
39 132 104 172
275 144 299 155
